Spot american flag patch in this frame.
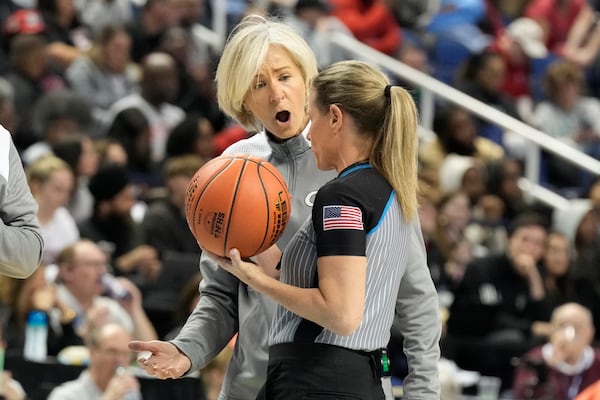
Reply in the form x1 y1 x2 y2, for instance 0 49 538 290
322 205 363 231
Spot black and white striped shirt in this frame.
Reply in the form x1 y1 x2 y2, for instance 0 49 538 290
270 162 410 351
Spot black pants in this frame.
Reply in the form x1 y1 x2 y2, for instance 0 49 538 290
256 343 386 400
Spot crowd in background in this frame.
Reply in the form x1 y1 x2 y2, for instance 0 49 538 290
3 0 600 399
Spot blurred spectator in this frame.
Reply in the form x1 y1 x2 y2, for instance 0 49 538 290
554 199 600 341
52 134 100 223
22 89 93 165
438 154 487 204
26 155 79 265
53 240 158 344
445 213 551 387
2 8 46 64
105 107 157 189
126 0 181 62
178 0 212 61
533 60 600 190
525 0 588 55
464 193 508 258
442 238 474 297
80 164 162 284
166 114 216 160
513 303 600 400
457 50 521 147
104 52 184 164
489 17 548 102
433 192 476 298
157 27 225 134
553 199 599 272
47 322 142 400
75 0 135 36
4 26 67 151
420 104 504 182
523 229 575 341
94 137 129 167
65 25 139 132
540 231 574 310
417 184 446 291
485 157 553 223
329 0 402 56
283 0 356 69
38 0 90 69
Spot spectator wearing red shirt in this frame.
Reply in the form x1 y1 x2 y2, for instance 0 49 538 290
525 0 587 55
489 18 548 100
329 0 401 56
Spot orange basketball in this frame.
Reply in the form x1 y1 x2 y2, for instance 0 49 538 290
185 154 291 258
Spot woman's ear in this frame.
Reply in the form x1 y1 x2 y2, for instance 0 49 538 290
329 104 343 129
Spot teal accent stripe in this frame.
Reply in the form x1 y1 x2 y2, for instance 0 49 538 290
367 192 395 236
339 163 372 178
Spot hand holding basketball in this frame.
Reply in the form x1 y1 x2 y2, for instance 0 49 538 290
185 154 291 258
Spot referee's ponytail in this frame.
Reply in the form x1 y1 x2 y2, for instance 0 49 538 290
311 61 419 221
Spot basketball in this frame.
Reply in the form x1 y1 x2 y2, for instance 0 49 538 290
185 154 292 258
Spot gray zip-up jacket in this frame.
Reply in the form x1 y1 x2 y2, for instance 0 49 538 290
0 125 43 278
171 128 441 400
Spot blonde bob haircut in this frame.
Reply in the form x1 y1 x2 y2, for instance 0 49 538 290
311 61 419 221
26 154 72 184
215 15 318 132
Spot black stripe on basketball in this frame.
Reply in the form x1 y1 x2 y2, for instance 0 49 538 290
222 155 249 257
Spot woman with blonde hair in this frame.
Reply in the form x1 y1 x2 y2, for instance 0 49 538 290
27 155 79 265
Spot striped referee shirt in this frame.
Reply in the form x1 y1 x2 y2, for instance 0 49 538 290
270 162 410 351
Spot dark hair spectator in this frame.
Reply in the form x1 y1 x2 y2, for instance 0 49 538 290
106 107 152 174
51 134 99 223
166 114 216 159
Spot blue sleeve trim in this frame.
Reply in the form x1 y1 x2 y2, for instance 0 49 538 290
367 192 395 236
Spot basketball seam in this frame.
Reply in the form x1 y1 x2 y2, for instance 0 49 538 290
224 155 248 256
255 159 270 255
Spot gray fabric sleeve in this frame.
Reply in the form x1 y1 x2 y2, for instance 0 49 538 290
0 137 43 278
393 218 441 400
169 252 239 372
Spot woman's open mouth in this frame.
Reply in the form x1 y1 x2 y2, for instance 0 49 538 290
275 111 290 124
